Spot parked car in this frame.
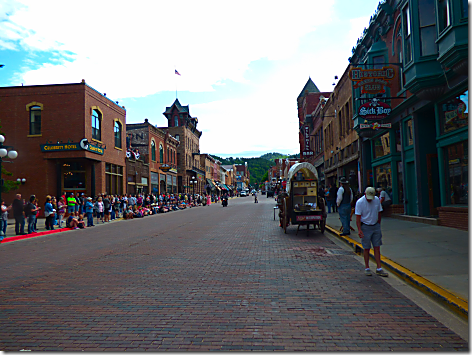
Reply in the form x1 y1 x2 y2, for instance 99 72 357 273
240 190 247 197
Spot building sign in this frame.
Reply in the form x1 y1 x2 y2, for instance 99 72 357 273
349 66 396 94
360 123 392 130
41 138 104 155
301 125 314 158
358 99 392 120
169 168 178 174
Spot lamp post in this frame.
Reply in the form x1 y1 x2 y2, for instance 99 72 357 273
190 176 197 196
0 134 18 238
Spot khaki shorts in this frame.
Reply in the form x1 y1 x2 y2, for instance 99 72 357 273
360 222 382 249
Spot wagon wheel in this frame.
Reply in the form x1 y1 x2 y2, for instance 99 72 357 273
320 219 325 233
282 198 288 234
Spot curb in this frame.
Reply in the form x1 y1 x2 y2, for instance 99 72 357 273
325 224 468 320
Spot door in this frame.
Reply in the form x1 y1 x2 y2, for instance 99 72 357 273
405 161 417 216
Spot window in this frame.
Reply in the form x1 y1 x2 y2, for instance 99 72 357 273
105 163 123 195
92 109 101 141
29 106 41 135
373 55 384 69
159 144 164 163
438 0 451 33
175 134 180 141
403 4 412 63
439 91 468 134
406 119 414 146
174 115 179 127
418 0 437 56
151 140 156 161
114 121 122 148
374 132 391 159
445 141 468 205
461 0 468 18
375 163 392 190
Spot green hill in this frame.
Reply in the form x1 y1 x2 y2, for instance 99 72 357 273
211 152 299 185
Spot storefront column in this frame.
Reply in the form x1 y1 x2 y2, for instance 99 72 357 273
91 163 96 197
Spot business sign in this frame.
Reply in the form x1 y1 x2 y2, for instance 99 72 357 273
296 215 322 221
301 125 314 158
349 66 396 94
41 138 104 155
358 99 392 120
360 123 392 130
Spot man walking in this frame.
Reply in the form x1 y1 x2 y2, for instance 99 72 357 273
355 187 388 277
12 194 26 235
336 177 353 236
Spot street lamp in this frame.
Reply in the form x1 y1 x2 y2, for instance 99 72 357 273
0 134 18 238
190 176 197 195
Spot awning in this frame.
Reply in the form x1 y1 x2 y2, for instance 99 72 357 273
220 184 228 190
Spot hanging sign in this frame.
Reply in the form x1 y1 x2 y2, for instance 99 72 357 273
349 66 396 94
360 122 392 130
358 98 392 120
41 138 104 155
301 125 314 158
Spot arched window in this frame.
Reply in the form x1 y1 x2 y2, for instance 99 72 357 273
29 106 42 135
159 144 164 163
114 121 122 148
151 140 156 161
92 109 101 140
174 115 179 127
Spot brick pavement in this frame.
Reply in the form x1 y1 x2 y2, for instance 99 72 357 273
0 197 468 351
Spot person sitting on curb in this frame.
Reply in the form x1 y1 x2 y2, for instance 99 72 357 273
66 214 82 229
355 186 388 277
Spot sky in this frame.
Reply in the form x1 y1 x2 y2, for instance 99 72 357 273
0 0 382 158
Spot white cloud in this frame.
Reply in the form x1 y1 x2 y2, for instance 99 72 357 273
2 0 336 98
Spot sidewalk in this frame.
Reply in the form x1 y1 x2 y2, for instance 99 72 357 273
325 212 468 318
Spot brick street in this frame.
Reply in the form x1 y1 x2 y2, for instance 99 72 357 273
0 197 467 351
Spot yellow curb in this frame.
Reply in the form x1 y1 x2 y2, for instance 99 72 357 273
326 224 468 319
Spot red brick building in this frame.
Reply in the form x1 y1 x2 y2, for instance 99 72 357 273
0 81 126 203
126 119 179 195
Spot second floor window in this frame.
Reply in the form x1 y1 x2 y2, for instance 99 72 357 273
418 0 437 56
151 140 156 161
403 4 412 63
29 106 41 135
159 144 164 163
92 109 101 141
438 0 451 33
114 121 122 148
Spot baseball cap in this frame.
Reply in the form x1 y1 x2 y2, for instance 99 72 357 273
365 187 376 200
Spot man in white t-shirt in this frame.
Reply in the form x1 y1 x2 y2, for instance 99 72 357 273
379 187 392 209
355 187 388 277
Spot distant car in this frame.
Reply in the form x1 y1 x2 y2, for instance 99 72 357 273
261 190 266 195
240 191 247 197
266 190 274 198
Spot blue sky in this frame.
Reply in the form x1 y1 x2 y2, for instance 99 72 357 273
0 0 382 158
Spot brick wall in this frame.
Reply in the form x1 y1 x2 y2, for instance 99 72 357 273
437 206 468 230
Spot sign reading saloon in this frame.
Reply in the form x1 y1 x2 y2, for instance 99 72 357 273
349 66 396 94
358 99 392 120
301 125 314 158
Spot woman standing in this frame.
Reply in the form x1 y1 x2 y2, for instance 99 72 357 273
95 196 104 224
1 199 11 238
57 197 66 228
25 195 40 234
206 194 211 206
44 196 55 230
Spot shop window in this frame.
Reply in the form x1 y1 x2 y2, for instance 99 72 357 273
445 141 468 205
159 144 164 163
375 163 392 190
63 163 86 189
439 91 468 134
29 106 42 135
151 140 156 161
92 109 101 141
105 163 123 195
438 0 451 33
403 4 412 63
114 121 122 148
374 132 391 159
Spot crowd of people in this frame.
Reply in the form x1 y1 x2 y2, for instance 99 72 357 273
1 191 233 239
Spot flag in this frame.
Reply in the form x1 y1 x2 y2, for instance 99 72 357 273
175 69 181 76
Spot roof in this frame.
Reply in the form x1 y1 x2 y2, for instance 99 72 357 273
297 77 320 99
164 98 190 115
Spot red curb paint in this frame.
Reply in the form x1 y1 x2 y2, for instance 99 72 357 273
1 228 71 243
